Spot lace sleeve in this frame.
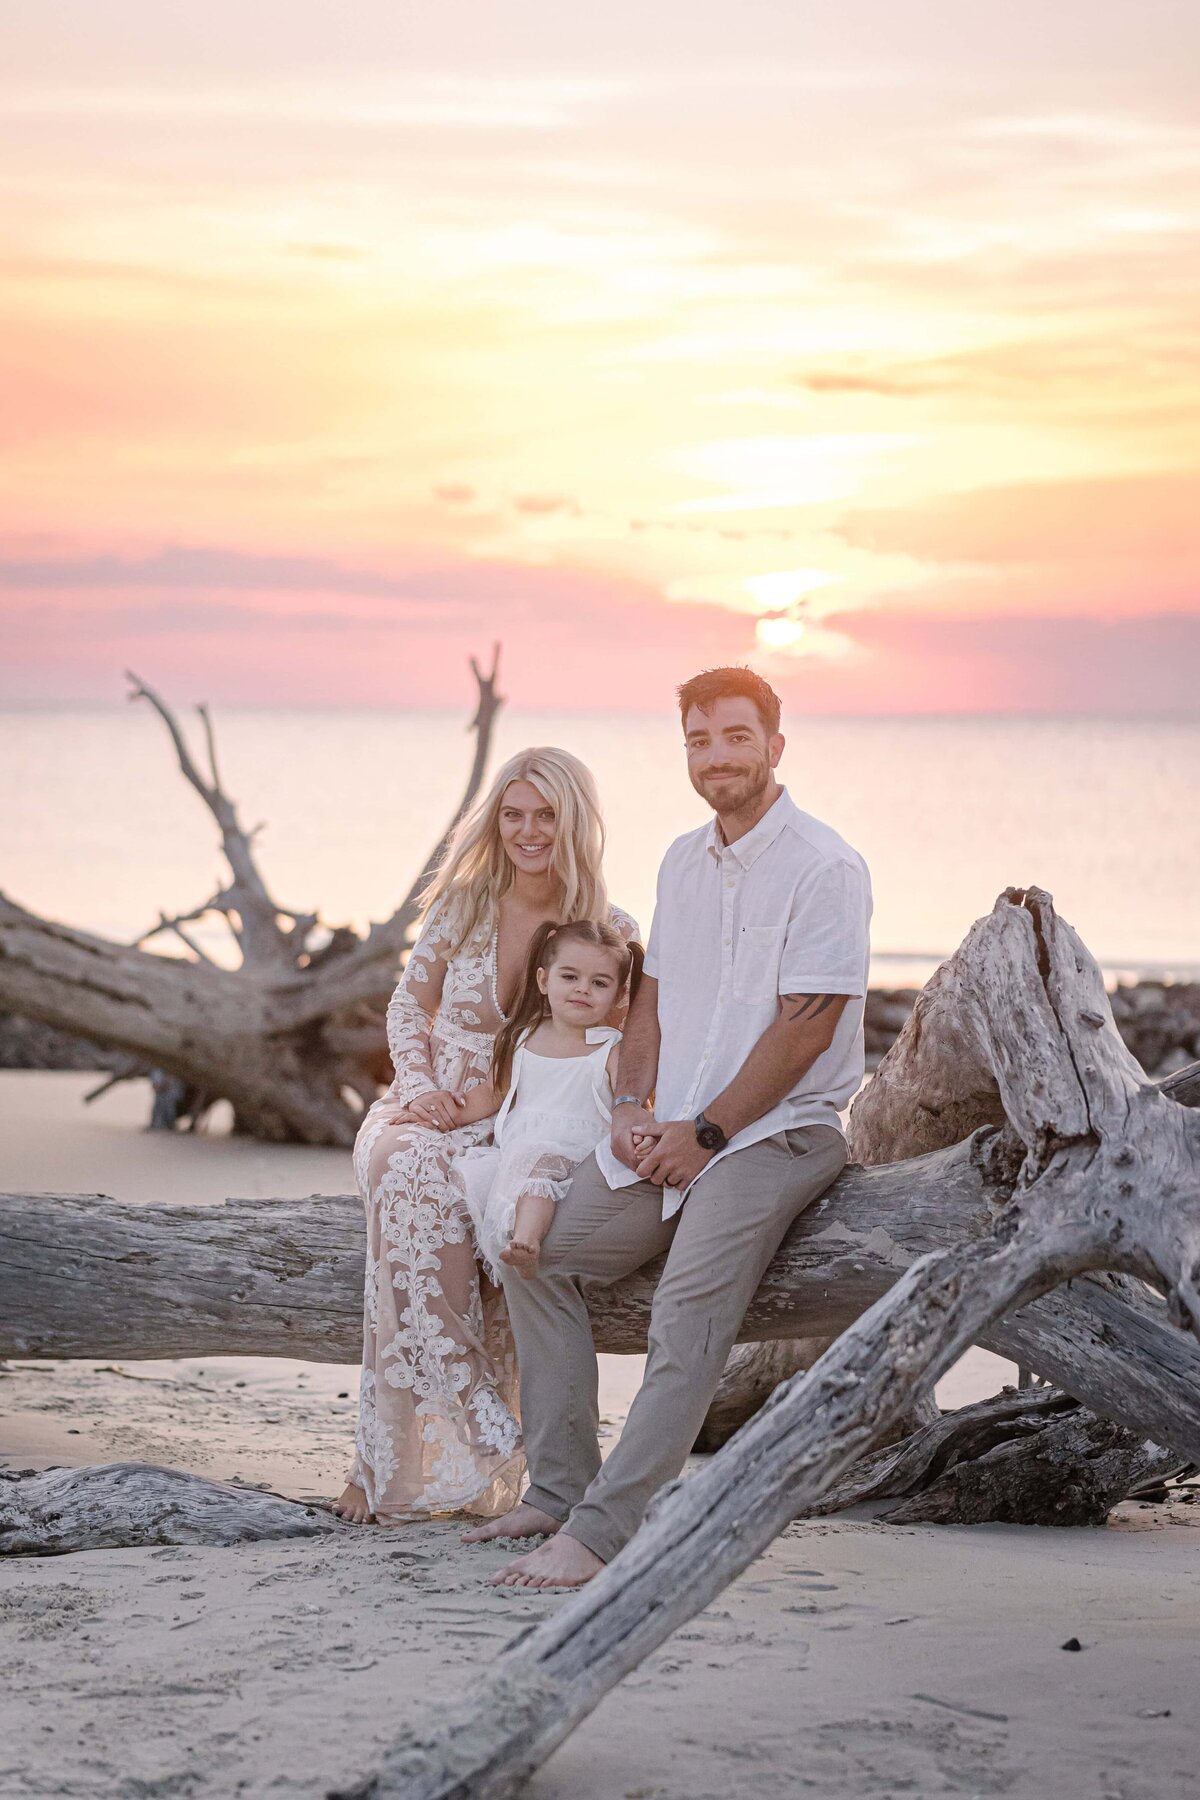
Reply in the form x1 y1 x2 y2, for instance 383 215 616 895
607 902 641 944
386 901 454 1104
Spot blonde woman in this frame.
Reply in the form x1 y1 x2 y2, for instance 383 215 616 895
333 748 637 1525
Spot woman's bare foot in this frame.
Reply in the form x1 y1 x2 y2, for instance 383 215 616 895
500 1238 540 1279
329 1481 375 1524
490 1532 605 1588
460 1501 561 1545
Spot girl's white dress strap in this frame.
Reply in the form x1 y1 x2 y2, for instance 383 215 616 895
584 1025 621 1122
493 1024 620 1144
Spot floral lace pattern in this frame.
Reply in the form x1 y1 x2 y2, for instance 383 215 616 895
349 897 637 1520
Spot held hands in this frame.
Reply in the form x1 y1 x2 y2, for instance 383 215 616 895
633 1119 714 1191
387 1089 466 1132
610 1101 657 1174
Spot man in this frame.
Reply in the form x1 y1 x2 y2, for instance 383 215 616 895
465 665 872 1586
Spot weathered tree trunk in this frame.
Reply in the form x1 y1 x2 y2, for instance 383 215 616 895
805 1385 1188 1526
323 889 1200 1800
694 1336 939 1452
0 1463 339 1555
7 1118 1200 1470
0 651 503 1145
693 1340 827 1451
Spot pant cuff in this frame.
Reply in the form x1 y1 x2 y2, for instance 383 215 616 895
561 1513 622 1565
521 1485 571 1525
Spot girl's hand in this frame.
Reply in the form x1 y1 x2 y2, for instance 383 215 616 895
408 1089 467 1132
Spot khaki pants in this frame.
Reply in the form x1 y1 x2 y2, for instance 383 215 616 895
501 1124 847 1563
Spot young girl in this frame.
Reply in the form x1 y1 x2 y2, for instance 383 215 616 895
449 919 643 1280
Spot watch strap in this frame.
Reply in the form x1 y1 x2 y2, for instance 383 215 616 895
694 1110 728 1150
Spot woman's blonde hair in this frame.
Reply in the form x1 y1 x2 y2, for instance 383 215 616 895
418 746 609 952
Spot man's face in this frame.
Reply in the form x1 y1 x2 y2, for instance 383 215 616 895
683 696 783 814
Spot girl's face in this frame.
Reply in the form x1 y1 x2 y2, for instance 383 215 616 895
498 779 557 879
538 943 624 1027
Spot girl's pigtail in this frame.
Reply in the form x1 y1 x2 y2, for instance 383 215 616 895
625 939 645 1007
491 922 560 1095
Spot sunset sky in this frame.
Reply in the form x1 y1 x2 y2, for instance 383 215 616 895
2 1 1198 712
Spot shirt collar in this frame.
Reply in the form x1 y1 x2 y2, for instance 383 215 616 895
705 786 796 870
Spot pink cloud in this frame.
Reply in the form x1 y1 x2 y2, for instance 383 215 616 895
0 541 755 708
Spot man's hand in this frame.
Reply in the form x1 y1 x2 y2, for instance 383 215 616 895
635 1119 713 1191
611 1101 656 1173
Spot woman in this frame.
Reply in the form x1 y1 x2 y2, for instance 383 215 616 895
333 747 637 1524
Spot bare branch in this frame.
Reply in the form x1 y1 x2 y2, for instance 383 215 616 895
134 905 222 964
126 672 295 970
196 701 223 792
407 639 505 916
277 646 507 1023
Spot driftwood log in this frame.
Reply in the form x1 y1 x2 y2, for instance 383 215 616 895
805 1384 1188 1525
304 887 1200 1800
5 1125 1200 1467
694 1337 940 1452
0 1462 341 1555
0 651 503 1144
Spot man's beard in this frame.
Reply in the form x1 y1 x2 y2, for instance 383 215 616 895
692 758 771 815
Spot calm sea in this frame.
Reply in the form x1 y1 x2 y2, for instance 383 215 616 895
3 706 1198 980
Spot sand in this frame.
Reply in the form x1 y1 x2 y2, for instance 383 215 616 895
2 1072 1198 1799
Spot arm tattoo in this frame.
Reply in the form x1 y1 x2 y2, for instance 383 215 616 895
781 992 837 1023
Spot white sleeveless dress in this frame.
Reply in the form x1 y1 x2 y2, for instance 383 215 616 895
453 1026 620 1280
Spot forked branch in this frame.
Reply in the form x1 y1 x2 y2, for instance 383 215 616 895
126 671 305 970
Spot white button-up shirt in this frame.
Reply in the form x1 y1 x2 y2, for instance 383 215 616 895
596 788 872 1218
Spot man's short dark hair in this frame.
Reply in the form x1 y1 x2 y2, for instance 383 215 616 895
676 666 782 737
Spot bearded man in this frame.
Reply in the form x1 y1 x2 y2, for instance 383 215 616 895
465 665 872 1586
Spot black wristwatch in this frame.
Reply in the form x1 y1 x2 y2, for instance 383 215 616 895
694 1111 728 1153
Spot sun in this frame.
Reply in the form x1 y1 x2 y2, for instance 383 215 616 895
755 617 807 650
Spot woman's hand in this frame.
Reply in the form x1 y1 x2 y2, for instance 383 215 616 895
406 1089 467 1132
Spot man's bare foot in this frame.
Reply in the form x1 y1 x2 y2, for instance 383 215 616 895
329 1481 375 1524
490 1531 605 1588
499 1238 540 1279
460 1501 561 1545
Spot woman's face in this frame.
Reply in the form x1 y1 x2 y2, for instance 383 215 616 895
497 779 557 879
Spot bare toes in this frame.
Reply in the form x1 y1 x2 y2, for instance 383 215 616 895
505 1241 540 1278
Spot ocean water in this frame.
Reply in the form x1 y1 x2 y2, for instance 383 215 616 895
2 705 1198 978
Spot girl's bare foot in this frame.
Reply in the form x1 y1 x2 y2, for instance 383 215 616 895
500 1238 540 1279
329 1481 375 1524
461 1501 561 1544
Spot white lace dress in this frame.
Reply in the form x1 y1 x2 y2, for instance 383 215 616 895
453 1027 620 1282
349 897 637 1522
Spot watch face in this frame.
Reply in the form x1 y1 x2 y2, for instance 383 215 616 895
696 1122 724 1150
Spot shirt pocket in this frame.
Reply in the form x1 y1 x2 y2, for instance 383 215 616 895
732 924 785 1004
